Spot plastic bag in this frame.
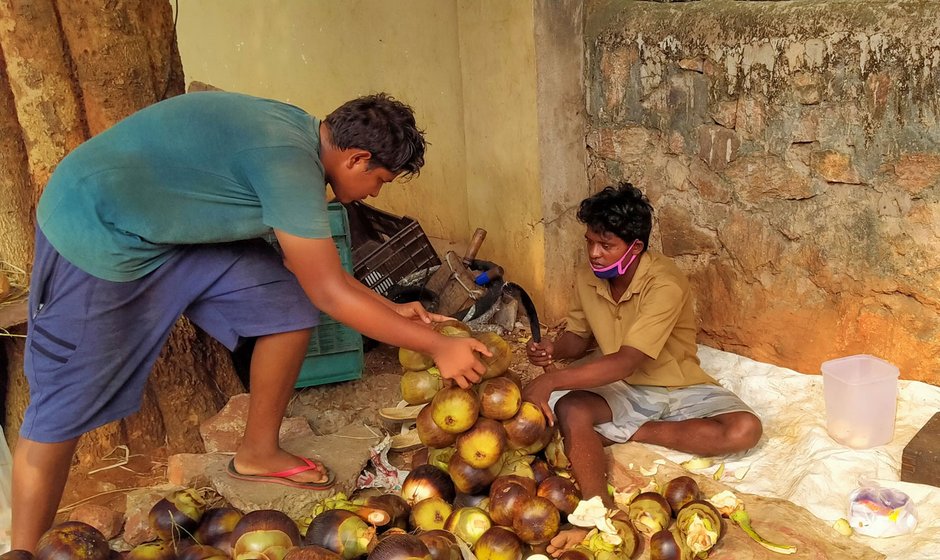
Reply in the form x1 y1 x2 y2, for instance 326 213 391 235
848 481 917 538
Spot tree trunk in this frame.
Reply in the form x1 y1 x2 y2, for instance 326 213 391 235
0 0 244 465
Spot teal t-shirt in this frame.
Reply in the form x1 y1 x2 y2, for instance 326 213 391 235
37 91 331 281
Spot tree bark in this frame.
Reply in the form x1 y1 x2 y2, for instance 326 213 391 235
0 0 244 464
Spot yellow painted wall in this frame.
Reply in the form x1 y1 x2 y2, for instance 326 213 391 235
174 0 470 242
174 0 546 306
457 1 544 295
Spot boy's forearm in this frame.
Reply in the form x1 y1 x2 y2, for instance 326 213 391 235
277 232 436 352
321 284 443 352
552 331 592 360
344 271 396 309
546 346 646 392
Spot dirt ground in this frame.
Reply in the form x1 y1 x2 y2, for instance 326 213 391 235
56 325 553 524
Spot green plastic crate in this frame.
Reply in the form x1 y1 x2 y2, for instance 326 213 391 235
296 203 364 388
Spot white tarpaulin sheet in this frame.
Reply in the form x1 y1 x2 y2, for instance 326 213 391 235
645 346 940 560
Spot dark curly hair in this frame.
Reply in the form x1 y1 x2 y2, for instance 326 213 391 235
577 182 653 251
325 93 427 178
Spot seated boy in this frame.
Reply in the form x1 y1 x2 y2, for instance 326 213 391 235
523 182 762 555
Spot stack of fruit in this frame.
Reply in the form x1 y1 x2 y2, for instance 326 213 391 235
388 321 584 559
397 320 512 407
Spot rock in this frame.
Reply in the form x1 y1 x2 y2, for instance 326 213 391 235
199 394 249 453
735 97 767 141
167 452 227 487
589 126 658 163
123 485 182 546
598 43 639 117
659 205 720 257
724 154 813 202
811 150 862 184
697 125 740 171
200 393 315 452
678 57 705 73
187 81 223 93
888 153 940 195
717 210 786 277
712 101 737 129
208 424 382 520
68 504 124 540
688 159 732 203
792 72 822 105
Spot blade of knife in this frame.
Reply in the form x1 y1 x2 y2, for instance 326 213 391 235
502 282 541 343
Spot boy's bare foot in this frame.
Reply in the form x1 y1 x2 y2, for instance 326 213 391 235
546 527 591 557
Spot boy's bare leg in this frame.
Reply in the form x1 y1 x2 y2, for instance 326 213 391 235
232 328 327 483
547 391 616 557
631 411 762 455
556 392 616 505
12 436 80 552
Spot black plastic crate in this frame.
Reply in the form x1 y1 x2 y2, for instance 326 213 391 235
345 201 440 296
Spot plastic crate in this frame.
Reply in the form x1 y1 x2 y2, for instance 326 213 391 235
296 203 363 388
345 201 441 296
297 341 363 388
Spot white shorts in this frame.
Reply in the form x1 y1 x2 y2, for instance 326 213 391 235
548 377 756 444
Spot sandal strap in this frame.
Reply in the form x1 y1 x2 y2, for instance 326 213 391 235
259 456 324 479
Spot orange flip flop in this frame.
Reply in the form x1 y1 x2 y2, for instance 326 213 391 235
226 456 336 490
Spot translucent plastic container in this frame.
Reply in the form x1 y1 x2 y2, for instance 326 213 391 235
822 355 899 449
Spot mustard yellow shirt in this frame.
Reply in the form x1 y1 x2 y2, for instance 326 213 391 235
565 251 716 387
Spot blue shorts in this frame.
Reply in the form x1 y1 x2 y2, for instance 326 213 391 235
21 228 319 443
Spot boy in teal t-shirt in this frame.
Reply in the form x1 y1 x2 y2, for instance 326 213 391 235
12 92 490 553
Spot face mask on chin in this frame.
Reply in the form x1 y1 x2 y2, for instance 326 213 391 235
591 240 639 280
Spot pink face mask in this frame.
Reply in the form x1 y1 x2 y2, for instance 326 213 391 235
591 240 639 280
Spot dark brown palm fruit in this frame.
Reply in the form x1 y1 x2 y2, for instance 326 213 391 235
35 521 110 560
447 451 501 495
416 530 461 560
511 496 560 545
367 533 432 560
472 526 523 560
487 481 532 526
662 476 702 516
649 529 683 560
536 475 581 515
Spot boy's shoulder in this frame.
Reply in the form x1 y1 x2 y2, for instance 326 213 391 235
645 250 684 275
638 251 689 292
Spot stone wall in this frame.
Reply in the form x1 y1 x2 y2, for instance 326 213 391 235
584 0 940 382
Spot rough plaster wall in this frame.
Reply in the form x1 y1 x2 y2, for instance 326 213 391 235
584 0 940 382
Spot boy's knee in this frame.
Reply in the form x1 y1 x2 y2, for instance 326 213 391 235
554 393 593 427
726 413 762 451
